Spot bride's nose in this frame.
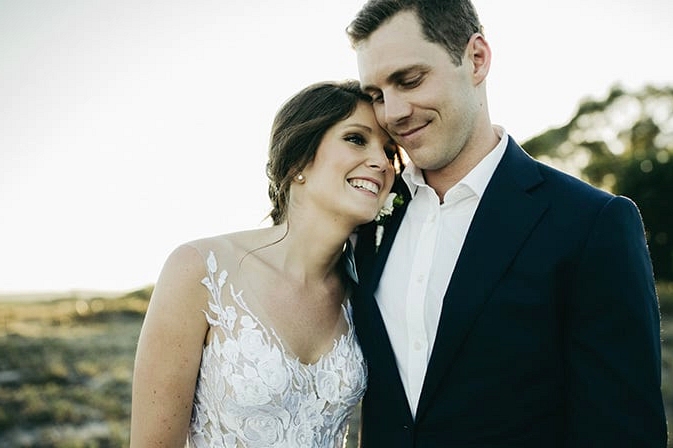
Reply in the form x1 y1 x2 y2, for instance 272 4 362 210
366 146 389 171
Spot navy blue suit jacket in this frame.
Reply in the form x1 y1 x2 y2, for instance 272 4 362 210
353 139 667 447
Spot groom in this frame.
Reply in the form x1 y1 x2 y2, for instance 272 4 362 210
348 1 668 446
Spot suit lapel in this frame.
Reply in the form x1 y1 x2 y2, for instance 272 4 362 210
415 141 549 420
357 179 412 297
353 179 414 423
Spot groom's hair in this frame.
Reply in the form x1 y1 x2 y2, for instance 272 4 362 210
346 0 483 67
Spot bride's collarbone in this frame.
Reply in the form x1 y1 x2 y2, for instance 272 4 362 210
246 274 345 323
235 275 348 363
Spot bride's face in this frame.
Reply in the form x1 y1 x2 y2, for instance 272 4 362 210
299 101 396 225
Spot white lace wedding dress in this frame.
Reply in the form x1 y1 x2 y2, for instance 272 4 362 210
187 251 367 447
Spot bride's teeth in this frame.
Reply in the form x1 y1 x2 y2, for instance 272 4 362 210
349 179 379 194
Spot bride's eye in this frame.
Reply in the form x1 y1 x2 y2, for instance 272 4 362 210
344 134 366 146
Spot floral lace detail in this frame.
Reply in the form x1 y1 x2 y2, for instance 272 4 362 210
188 251 367 448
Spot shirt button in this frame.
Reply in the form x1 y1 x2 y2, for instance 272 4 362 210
413 341 422 351
416 274 424 283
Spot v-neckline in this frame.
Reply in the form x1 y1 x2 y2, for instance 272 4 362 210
224 283 353 367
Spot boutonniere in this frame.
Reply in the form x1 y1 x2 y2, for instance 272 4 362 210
374 192 404 252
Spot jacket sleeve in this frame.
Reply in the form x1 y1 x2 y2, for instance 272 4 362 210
564 195 668 446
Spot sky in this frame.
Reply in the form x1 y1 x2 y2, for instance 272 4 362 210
1 0 672 295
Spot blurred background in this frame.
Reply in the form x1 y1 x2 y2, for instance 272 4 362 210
1 0 672 294
1 0 671 446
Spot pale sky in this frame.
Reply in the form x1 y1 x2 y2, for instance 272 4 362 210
1 0 672 294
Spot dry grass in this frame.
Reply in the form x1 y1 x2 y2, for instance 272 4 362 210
0 285 670 447
0 290 149 447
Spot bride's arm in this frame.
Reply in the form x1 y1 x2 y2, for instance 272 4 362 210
130 244 209 448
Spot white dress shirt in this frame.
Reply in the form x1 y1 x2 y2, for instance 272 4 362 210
375 126 508 417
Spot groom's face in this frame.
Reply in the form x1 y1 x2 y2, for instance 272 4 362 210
355 11 481 172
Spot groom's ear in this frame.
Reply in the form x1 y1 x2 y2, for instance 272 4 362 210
466 33 491 86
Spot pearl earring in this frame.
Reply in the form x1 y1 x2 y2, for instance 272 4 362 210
295 173 305 183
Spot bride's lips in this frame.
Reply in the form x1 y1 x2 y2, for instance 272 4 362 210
347 177 382 196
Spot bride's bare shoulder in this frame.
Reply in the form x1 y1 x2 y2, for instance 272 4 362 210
183 227 282 268
227 227 285 250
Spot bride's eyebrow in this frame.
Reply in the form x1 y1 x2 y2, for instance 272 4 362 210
343 124 373 133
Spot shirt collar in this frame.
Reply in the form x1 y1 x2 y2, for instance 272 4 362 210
401 125 508 201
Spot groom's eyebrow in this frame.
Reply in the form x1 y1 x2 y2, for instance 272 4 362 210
389 64 428 82
362 64 429 92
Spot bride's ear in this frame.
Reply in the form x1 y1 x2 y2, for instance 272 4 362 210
294 173 306 184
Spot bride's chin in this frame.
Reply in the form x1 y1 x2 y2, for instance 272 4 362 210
348 215 375 228
343 204 380 225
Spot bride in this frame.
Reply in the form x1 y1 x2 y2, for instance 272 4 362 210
130 80 398 447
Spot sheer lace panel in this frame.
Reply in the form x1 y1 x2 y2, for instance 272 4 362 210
188 250 367 448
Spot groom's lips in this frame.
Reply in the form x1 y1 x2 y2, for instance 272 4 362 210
394 121 430 140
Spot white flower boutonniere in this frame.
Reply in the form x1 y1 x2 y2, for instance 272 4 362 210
374 192 404 252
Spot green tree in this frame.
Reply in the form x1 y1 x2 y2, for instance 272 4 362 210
523 85 673 280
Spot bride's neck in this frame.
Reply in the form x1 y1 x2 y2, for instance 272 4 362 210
271 221 348 284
